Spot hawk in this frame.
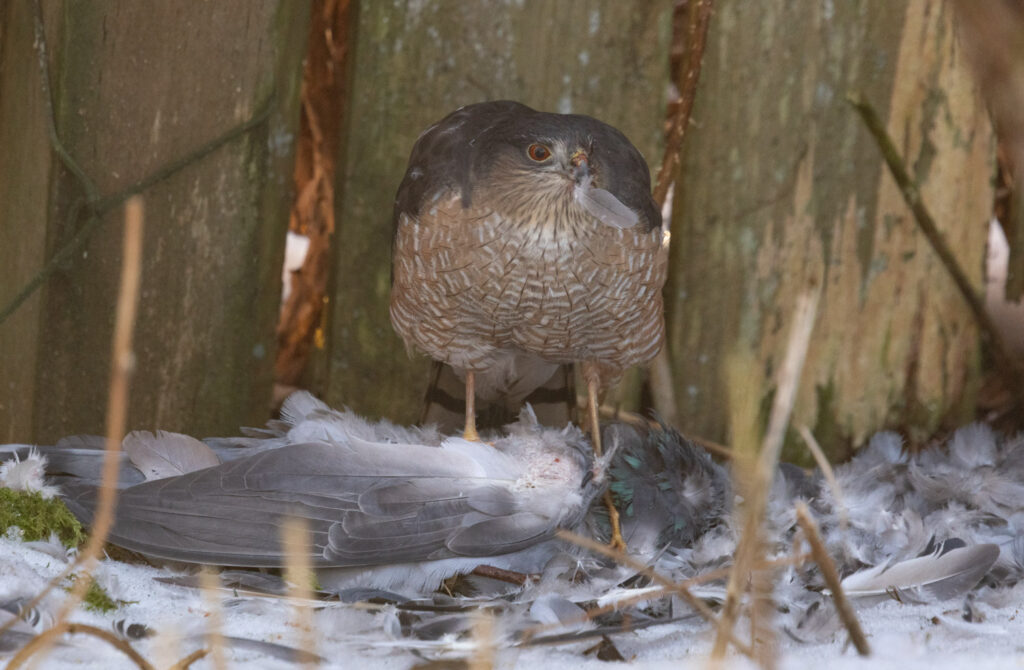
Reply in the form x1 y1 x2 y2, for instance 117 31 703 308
390 100 668 472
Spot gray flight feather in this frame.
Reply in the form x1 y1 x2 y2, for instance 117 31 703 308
838 540 1000 603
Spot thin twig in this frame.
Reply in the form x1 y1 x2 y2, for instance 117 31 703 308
556 529 755 658
198 568 228 670
281 517 318 668
5 623 155 670
795 503 870 656
797 424 847 533
10 198 145 669
469 610 496 670
471 564 533 586
847 92 1024 401
653 0 715 205
712 288 820 662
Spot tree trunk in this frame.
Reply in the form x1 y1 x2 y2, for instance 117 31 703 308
666 1 994 458
324 0 674 422
0 2 309 442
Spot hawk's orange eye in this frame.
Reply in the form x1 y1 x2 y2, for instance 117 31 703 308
527 143 551 161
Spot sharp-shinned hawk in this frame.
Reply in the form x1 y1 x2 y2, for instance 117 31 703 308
390 100 668 468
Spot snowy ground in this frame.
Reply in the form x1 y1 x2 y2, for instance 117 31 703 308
3 535 1022 669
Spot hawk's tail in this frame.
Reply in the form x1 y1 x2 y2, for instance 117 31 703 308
420 361 577 434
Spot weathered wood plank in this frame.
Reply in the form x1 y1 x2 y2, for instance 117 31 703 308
326 0 674 423
0 1 56 441
0 2 310 442
666 1 994 456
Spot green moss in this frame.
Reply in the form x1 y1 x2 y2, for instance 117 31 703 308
0 488 84 548
64 574 121 613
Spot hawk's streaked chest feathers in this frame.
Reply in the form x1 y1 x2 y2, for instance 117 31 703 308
390 101 668 375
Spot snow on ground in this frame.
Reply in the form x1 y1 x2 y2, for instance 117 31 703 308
2 535 1022 669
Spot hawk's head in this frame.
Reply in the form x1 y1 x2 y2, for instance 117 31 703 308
395 101 661 234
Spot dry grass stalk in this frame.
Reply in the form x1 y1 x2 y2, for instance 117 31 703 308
556 529 754 658
149 622 184 670
469 609 496 670
282 517 319 667
794 503 870 656
6 197 145 669
711 288 820 665
797 425 847 533
198 567 228 670
747 563 778 670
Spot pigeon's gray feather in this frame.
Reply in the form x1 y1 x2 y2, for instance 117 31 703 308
839 541 1000 602
123 430 220 481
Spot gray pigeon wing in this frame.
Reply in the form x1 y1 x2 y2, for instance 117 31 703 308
62 447 353 566
62 440 544 568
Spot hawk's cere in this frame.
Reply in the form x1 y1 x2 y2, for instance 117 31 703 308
389 101 669 474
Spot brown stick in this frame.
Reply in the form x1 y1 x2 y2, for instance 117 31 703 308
653 0 716 205
795 503 871 656
471 564 533 586
847 93 1024 400
647 0 715 422
5 623 155 670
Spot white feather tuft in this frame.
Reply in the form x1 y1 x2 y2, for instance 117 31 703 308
0 449 60 499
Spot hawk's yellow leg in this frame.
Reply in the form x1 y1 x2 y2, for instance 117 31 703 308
463 370 480 442
587 376 626 551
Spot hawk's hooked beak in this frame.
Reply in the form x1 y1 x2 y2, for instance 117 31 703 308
570 150 590 182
